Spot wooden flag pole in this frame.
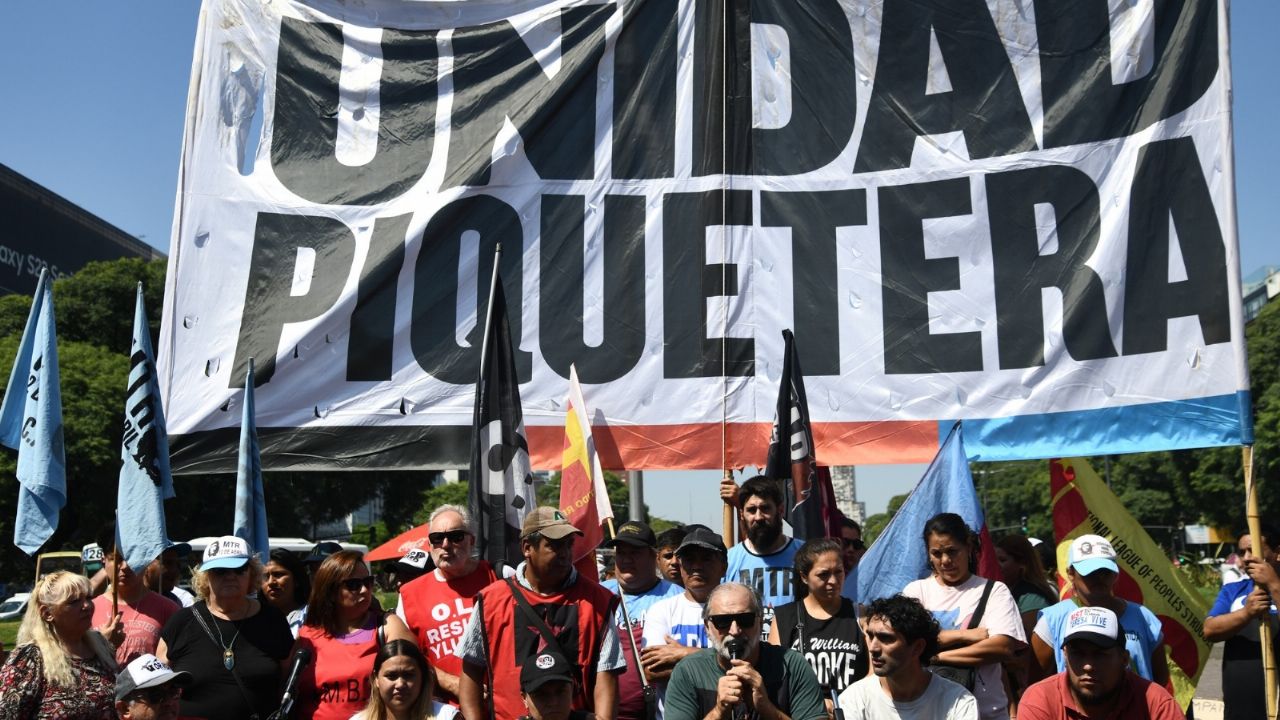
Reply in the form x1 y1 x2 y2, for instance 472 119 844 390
110 546 120 620
722 470 736 548
1244 445 1278 719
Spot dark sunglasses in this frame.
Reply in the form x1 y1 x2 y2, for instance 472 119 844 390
208 566 249 577
129 684 182 705
842 538 865 550
341 576 376 592
708 612 757 631
429 530 470 547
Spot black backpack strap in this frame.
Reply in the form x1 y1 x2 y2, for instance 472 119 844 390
967 579 996 630
505 578 582 672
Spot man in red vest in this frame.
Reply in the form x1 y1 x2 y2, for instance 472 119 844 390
396 504 499 706
457 507 624 720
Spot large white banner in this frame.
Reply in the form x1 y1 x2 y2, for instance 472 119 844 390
158 0 1250 471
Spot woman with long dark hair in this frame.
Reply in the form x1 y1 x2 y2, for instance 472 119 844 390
350 640 457 720
902 512 1025 720
767 538 866 718
296 550 416 720
262 548 310 637
995 535 1057 636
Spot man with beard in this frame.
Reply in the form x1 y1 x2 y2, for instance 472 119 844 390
398 504 500 706
838 595 975 720
642 526 730 716
723 476 803 639
457 507 624 720
663 582 826 720
603 520 683 720
1018 606 1184 720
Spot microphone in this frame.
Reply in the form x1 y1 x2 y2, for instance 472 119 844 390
725 637 745 661
723 638 747 720
272 647 313 719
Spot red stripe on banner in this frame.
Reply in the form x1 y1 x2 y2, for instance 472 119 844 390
527 421 938 470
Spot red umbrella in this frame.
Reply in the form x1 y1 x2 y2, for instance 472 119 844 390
366 522 432 562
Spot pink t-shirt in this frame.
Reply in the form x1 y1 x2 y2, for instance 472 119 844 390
902 575 1025 720
92 590 179 665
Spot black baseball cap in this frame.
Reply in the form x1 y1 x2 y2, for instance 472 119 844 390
305 541 344 563
606 520 656 549
676 526 726 556
521 650 575 693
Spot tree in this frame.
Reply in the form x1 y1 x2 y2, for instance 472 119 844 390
411 477 470 527
863 493 909 544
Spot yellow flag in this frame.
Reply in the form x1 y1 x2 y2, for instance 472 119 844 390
1050 458 1210 709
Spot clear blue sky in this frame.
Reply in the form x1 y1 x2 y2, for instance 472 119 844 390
1 3 1275 526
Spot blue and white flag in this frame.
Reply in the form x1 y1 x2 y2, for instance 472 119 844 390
855 423 995 603
0 270 49 449
1 270 66 554
117 283 176 572
234 358 269 561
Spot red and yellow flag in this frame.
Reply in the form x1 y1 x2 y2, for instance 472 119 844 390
560 365 612 568
1050 458 1210 709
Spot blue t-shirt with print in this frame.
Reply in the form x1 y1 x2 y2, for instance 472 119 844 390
1035 599 1164 680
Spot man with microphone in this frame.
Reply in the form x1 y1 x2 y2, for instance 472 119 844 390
663 582 826 720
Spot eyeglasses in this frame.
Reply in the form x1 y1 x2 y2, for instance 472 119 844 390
208 566 249 577
708 613 757 632
842 538 865 550
129 684 182 705
341 576 376 593
429 530 470 547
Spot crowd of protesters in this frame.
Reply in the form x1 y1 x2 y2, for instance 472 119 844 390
3 473 1276 719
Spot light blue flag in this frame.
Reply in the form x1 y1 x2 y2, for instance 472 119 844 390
855 423 989 603
234 358 269 561
0 270 49 449
117 284 176 572
6 271 67 554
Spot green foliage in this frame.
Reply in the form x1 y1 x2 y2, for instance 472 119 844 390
411 478 471 527
972 461 1052 540
863 493 909 543
537 471 676 528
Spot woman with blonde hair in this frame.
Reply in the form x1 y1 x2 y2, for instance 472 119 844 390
352 640 457 720
297 550 416 720
157 536 294 720
0 570 118 719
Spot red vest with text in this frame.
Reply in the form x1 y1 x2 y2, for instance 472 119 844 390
296 622 377 720
476 575 617 720
399 561 498 702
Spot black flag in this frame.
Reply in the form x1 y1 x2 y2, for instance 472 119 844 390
765 329 843 540
469 280 535 570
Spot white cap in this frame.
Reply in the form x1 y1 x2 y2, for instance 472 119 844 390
1063 606 1122 649
399 548 430 570
115 653 192 701
1068 534 1118 576
201 536 251 571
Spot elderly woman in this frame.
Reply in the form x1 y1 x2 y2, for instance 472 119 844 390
0 570 118 719
297 550 416 720
903 512 1026 720
157 536 294 720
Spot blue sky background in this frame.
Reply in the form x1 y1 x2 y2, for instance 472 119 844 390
1 2 1275 528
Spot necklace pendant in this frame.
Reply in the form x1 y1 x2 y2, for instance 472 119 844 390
223 649 235 671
